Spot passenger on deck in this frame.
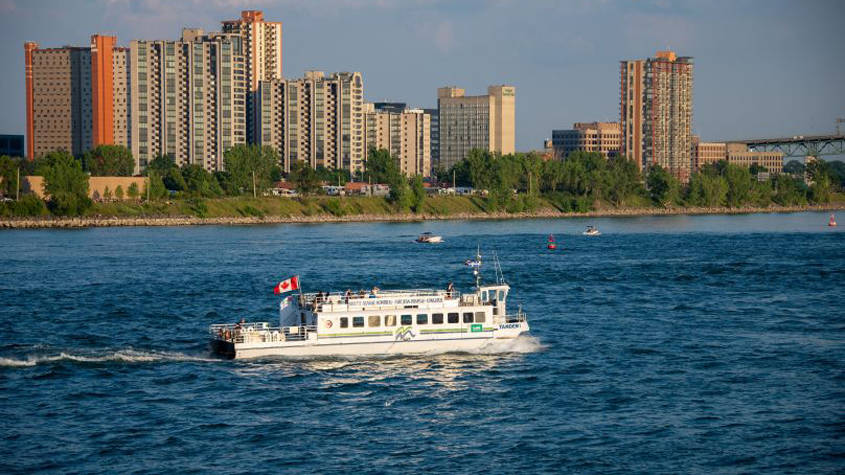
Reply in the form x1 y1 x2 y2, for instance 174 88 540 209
344 289 352 303
446 282 454 298
371 286 380 297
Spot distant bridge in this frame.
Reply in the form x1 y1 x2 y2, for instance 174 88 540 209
732 134 845 159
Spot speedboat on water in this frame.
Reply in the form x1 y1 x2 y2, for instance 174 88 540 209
829 214 837 227
582 225 601 236
210 249 529 359
416 232 443 243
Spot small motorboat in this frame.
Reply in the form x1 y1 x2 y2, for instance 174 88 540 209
582 226 601 236
416 232 443 243
829 214 837 227
547 234 557 250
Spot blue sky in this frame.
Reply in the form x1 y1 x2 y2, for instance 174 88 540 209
1 0 843 151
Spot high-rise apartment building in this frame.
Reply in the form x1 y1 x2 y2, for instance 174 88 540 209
129 29 247 172
222 10 282 144
24 35 129 159
364 103 431 177
437 85 515 170
621 50 693 181
422 108 439 169
254 71 365 173
552 122 621 159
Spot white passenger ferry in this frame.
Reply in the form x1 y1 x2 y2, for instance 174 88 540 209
210 251 529 359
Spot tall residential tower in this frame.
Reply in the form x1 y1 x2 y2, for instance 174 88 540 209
620 50 693 182
24 35 129 159
254 71 365 174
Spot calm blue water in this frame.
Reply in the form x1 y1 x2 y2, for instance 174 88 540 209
1 212 843 474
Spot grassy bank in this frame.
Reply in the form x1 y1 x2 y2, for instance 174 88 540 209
1 194 843 228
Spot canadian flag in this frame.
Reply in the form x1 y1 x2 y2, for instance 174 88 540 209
273 276 300 294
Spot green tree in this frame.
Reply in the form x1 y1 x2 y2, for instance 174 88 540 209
772 174 807 206
181 164 222 197
0 155 21 198
687 168 727 207
145 171 168 200
365 148 402 184
723 163 752 207
127 182 140 199
114 185 124 200
783 160 805 175
148 154 177 176
164 167 187 191
41 151 92 215
102 186 112 201
646 165 680 206
82 145 135 176
223 144 278 195
288 160 321 194
410 175 426 212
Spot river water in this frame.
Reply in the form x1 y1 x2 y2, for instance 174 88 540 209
0 212 842 474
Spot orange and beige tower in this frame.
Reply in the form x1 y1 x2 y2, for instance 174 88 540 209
24 35 129 159
620 50 694 182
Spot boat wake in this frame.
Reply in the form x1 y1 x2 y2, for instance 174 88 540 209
468 334 546 355
0 349 218 368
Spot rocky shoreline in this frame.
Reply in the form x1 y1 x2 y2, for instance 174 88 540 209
1 204 842 229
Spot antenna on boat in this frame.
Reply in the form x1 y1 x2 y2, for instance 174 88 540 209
465 245 483 289
492 251 505 284
474 245 482 289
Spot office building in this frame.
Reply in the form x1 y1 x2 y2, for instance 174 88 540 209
437 85 515 170
692 140 782 173
621 50 694 181
552 122 621 159
693 139 726 169
254 71 365 173
129 29 247 172
222 10 282 144
364 103 431 177
726 143 783 173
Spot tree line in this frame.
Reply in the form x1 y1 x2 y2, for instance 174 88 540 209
2 144 843 217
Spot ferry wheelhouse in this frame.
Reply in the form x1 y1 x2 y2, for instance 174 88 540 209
210 251 529 359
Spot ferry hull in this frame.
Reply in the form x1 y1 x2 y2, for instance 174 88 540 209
218 323 529 360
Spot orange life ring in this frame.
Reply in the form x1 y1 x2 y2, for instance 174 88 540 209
325 320 333 328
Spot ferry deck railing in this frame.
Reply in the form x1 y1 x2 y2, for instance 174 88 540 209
210 322 317 344
305 288 463 312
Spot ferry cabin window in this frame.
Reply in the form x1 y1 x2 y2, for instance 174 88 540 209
340 317 349 328
417 314 428 325
481 291 488 302
432 313 444 324
475 312 486 323
463 312 474 323
401 314 412 325
353 316 365 328
368 315 381 327
385 315 397 326
498 290 505 301
448 312 459 324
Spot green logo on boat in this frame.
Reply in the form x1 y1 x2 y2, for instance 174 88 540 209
471 324 483 332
